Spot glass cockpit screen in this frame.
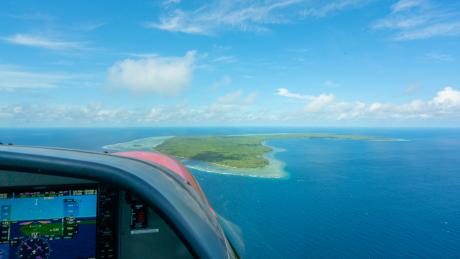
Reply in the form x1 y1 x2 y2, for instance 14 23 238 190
0 186 97 259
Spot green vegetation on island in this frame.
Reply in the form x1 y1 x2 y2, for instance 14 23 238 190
154 133 395 169
156 136 272 168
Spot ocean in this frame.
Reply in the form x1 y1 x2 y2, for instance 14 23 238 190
1 127 459 258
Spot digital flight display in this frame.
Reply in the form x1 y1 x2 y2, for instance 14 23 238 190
0 186 98 259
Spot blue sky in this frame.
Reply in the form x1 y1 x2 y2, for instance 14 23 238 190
1 0 460 127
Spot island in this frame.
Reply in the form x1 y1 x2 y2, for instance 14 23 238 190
104 133 398 178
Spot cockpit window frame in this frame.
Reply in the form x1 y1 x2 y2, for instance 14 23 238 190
0 145 236 259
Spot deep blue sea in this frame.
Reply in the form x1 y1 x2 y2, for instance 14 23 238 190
1 127 460 258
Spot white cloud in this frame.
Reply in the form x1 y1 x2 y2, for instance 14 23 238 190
373 1 460 41
431 87 460 107
107 51 196 95
1 87 460 126
277 88 336 112
394 22 460 40
276 88 310 100
2 34 84 50
0 104 140 125
391 0 426 13
301 0 366 17
277 88 337 112
0 90 262 126
215 90 244 105
368 102 383 112
373 15 430 30
0 65 89 91
305 94 335 112
275 86 460 123
146 0 369 35
145 10 209 34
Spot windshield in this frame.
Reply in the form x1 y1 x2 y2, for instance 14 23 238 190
1 0 460 258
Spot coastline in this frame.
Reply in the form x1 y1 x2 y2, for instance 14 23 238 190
101 132 402 178
183 140 287 178
103 135 288 178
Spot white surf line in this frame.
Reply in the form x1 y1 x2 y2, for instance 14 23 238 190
182 140 288 179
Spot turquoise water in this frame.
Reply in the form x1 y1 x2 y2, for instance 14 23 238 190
1 128 460 258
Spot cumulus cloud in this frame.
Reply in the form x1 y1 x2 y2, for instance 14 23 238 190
1 87 460 126
276 88 310 100
277 88 335 112
304 94 335 112
0 104 139 126
0 91 262 126
431 87 460 107
276 87 460 123
2 34 84 50
107 51 195 95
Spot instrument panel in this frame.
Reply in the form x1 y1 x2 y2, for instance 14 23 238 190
0 185 99 259
0 171 193 259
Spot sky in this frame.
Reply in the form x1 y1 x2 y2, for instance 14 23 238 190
1 0 460 127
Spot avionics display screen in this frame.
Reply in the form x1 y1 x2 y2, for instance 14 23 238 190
0 186 98 259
